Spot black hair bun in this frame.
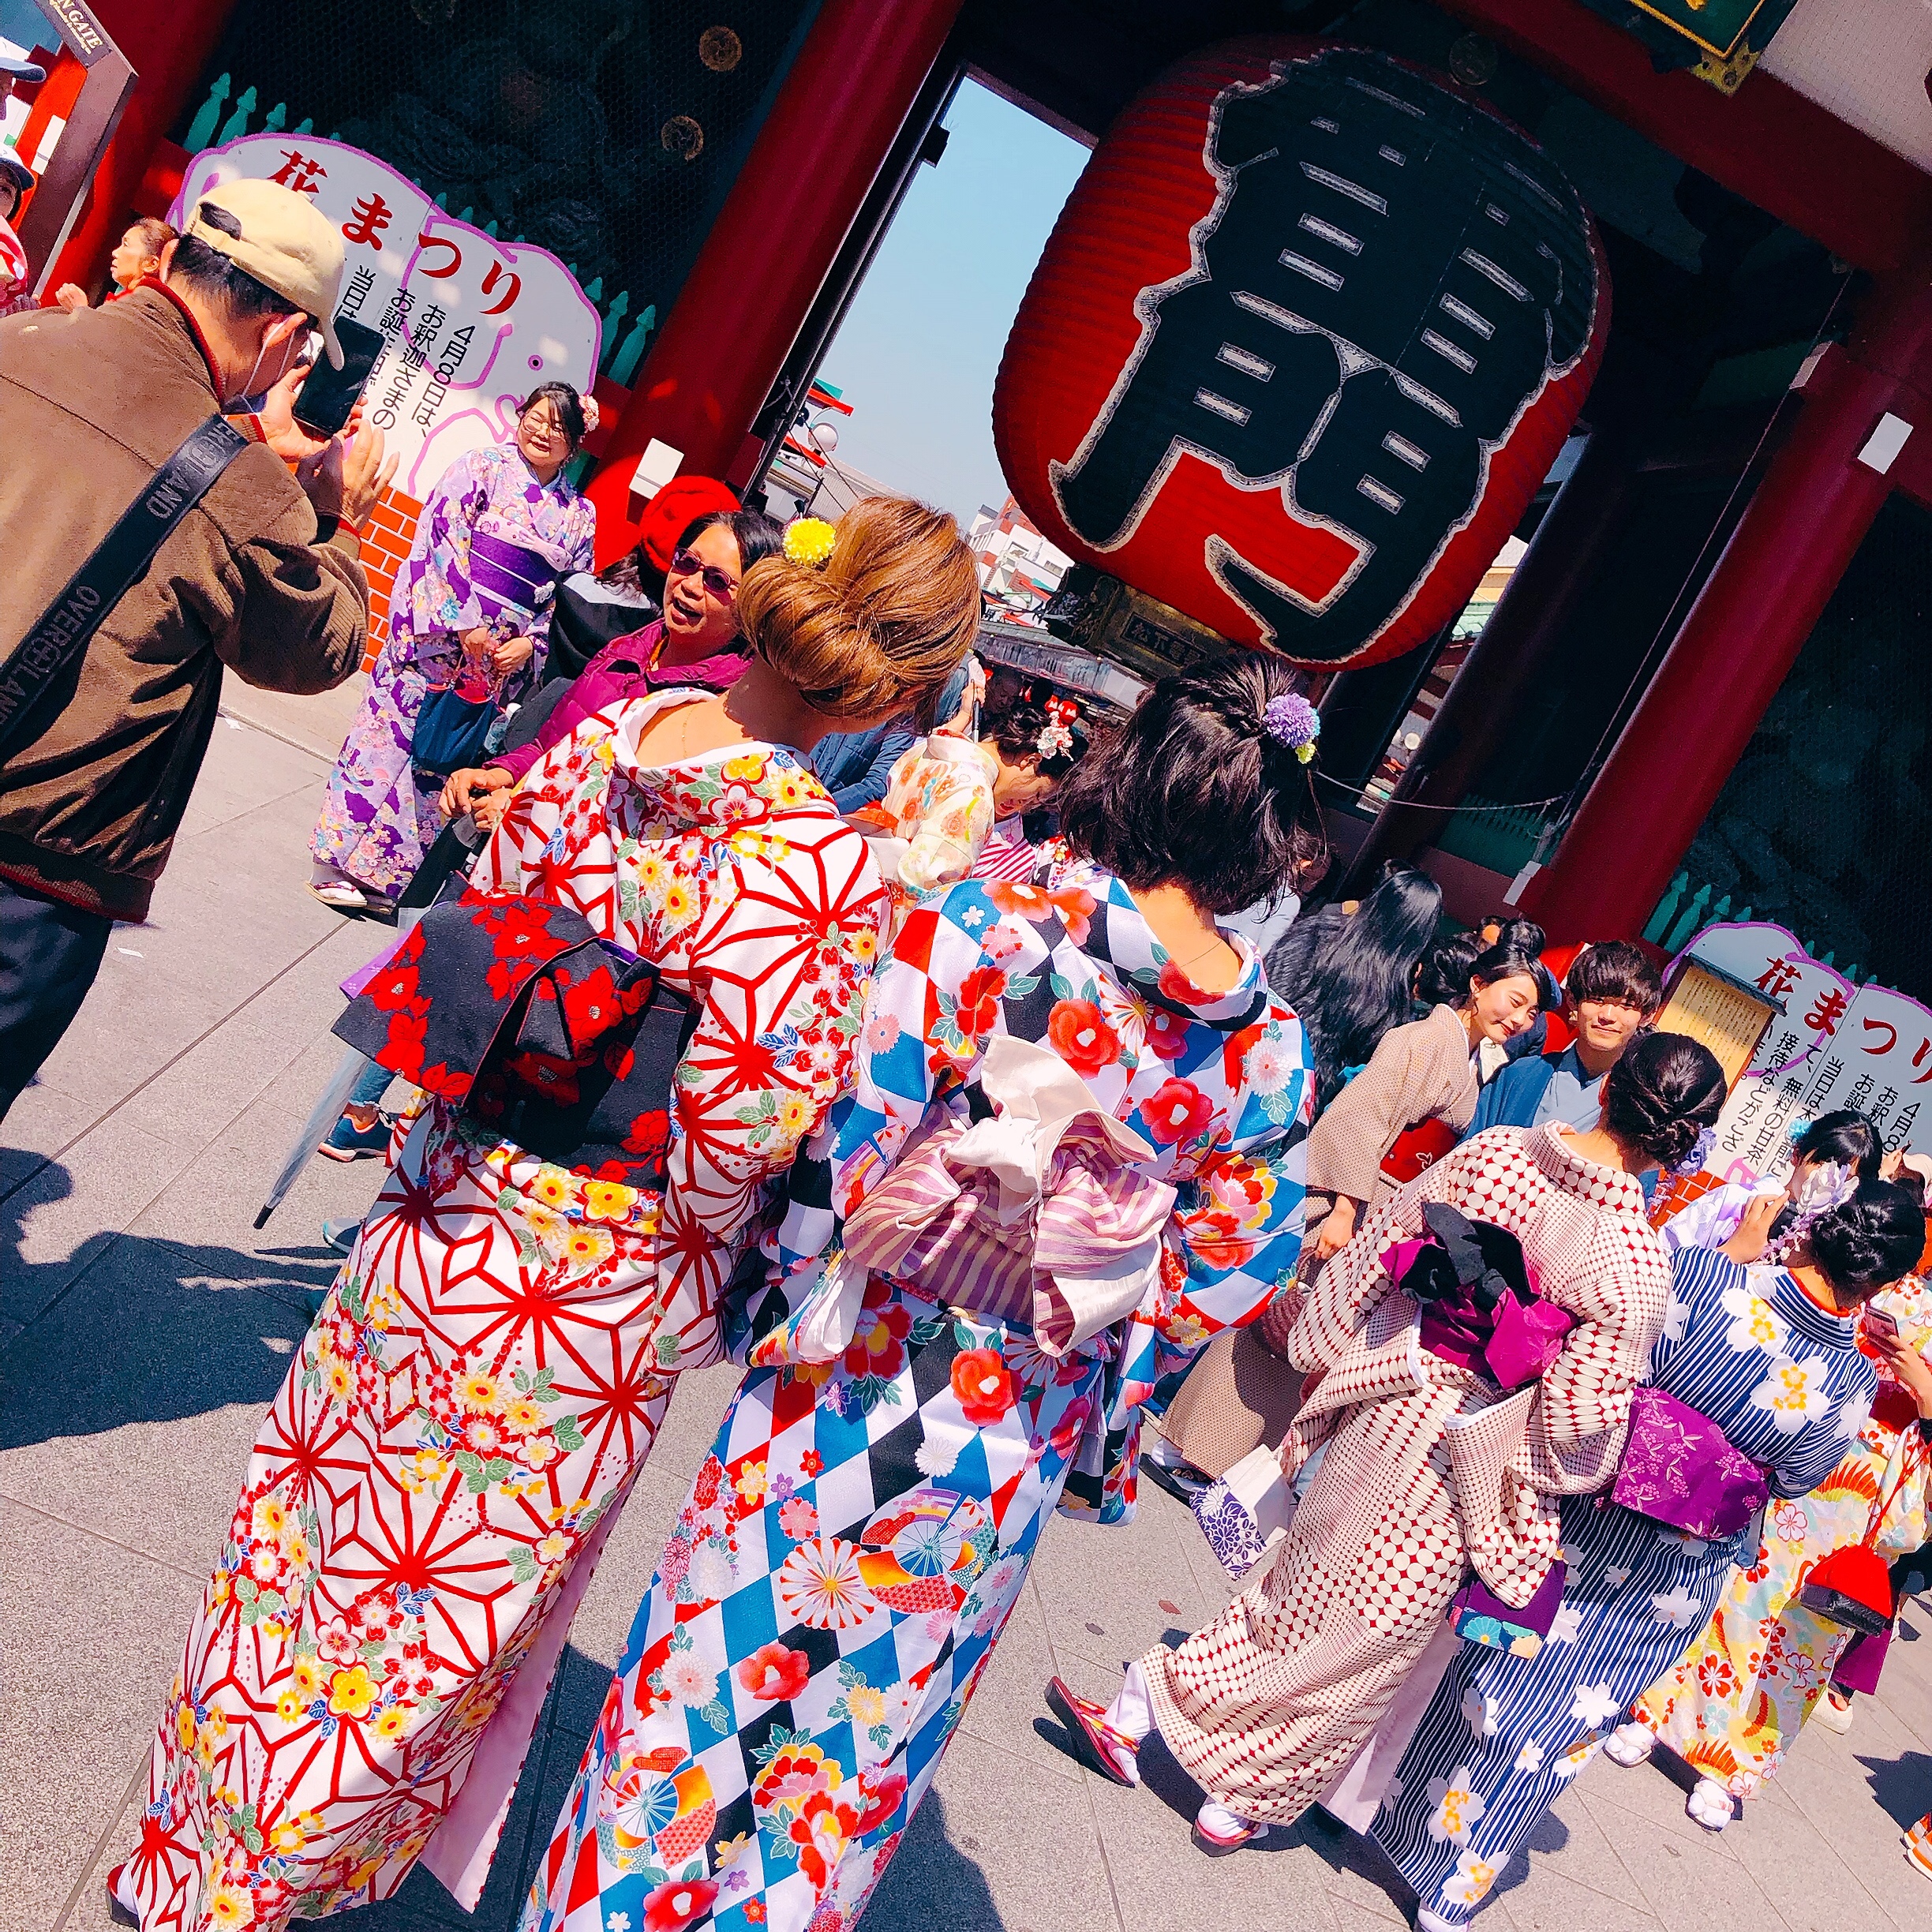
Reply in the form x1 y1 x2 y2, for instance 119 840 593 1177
1809 1178 1926 1295
1601 1031 1726 1169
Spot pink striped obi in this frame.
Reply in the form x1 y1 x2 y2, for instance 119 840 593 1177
842 1036 1178 1355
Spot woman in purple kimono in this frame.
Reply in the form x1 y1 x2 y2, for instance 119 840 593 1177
309 383 598 911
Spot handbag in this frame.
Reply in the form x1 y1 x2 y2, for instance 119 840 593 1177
0 414 249 757
1610 1385 1770 1539
1450 1559 1567 1657
1191 1442 1296 1580
1795 1448 1919 1637
410 531 564 777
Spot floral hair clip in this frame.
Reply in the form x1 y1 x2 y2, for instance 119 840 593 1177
1035 692 1082 762
1263 691 1321 764
1670 1125 1717 1178
783 517 838 568
578 394 601 436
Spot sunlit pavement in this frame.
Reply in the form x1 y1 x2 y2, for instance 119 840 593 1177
4 693 1929 1932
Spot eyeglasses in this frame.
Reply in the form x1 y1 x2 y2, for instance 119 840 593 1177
669 549 739 601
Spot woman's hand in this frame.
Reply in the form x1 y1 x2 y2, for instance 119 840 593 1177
1719 1193 1783 1264
440 766 511 820
1871 1323 1932 1417
470 788 511 835
489 635 536 675
1307 1198 1359 1264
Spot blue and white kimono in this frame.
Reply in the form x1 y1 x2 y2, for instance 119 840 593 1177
1370 1247 1875 1923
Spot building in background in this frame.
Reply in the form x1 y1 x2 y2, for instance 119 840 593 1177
967 495 1072 622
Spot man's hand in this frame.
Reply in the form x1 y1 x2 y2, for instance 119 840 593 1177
257 357 333 463
470 788 511 835
338 417 397 529
1719 1193 1783 1265
54 283 89 313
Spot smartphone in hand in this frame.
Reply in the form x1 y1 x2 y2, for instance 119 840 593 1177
1864 1307 1900 1342
294 316 386 436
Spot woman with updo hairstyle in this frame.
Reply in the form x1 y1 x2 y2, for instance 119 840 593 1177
1054 1018 1730 1855
522 654 1325 1929
1297 927 1558 1264
146 496 979 1922
1372 1155 1918 1922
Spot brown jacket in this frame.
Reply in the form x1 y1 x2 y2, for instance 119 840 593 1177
0 286 368 919
1304 1001 1478 1211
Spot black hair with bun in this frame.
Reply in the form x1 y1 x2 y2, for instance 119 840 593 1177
1794 1109 1884 1183
1413 934 1556 1014
1600 1031 1727 1170
1054 654 1329 914
517 380 588 447
1806 1178 1926 1300
986 680 1090 781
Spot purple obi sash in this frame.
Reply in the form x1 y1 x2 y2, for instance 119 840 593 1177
1610 1385 1769 1539
1384 1204 1578 1392
466 530 560 628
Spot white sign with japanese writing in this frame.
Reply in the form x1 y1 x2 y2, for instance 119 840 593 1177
173 137 601 502
1673 921 1932 1186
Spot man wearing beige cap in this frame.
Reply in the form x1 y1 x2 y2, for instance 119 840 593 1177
0 175 395 1120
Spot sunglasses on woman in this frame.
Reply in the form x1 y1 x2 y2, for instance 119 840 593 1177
669 549 739 601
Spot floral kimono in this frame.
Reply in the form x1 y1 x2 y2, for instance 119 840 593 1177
1369 1245 1878 1922
846 731 1000 930
120 695 885 1932
1144 1125 1672 1829
312 443 597 900
1631 1273 1930 1796
521 859 1315 1932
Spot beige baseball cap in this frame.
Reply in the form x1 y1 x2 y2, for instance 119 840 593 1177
183 177 346 366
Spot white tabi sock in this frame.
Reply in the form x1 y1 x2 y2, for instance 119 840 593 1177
1103 1660 1155 1743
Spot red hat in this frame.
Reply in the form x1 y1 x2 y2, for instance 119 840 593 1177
635 477 740 571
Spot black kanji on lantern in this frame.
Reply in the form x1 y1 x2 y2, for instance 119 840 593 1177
1049 47 1597 660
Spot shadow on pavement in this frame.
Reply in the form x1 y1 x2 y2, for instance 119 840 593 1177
0 1156 338 1451
1859 1747 1932 1831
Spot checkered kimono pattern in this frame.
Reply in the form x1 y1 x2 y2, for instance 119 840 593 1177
120 702 884 1932
1372 1247 1878 1922
1143 1125 1671 1826
520 858 1315 1932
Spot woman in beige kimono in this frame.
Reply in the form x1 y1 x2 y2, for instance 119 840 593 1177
1301 931 1554 1266
1048 1031 1729 1852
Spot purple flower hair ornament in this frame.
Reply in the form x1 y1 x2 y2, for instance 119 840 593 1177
1670 1125 1717 1178
1263 692 1321 764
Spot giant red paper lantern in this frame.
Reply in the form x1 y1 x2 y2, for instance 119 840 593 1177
994 39 1609 668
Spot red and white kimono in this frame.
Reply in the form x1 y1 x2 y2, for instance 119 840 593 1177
1144 1125 1670 1824
119 693 887 1931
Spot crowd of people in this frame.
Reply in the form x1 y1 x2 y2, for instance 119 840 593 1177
2 171 1930 1932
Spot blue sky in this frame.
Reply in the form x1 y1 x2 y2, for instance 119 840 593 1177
811 79 1089 523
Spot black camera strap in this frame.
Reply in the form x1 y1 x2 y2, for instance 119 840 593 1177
0 413 250 759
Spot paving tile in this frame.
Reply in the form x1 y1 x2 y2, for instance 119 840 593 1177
0 1251 313 1573
953 1563 1087 1783
1028 1480 1216 1674
1515 1782 1651 1911
863 1732 1118 1932
1492 1858 1684 1932
1589 1803 1792 1932
52 1763 149 1932
0 1498 207 1932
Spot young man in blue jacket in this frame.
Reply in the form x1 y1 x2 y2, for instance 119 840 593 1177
1466 939 1664 1138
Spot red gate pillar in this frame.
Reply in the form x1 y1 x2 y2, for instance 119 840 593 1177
586 0 965 566
1522 276 1932 942
43 0 245 295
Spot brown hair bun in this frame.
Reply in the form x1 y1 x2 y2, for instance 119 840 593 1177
737 496 981 727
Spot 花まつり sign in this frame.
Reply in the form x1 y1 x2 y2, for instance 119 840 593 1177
173 137 602 652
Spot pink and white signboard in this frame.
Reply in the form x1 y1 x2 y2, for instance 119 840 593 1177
1672 921 1932 1186
172 136 601 499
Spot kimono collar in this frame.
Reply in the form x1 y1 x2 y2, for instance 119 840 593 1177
501 439 579 501
1529 1120 1649 1219
1054 859 1271 1034
604 689 833 832
1758 1265 1863 1350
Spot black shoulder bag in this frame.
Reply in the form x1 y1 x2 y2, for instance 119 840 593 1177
0 414 249 758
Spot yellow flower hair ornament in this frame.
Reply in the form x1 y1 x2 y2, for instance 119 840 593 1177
784 517 838 568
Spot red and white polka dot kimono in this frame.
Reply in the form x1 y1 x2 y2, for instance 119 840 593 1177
1144 1125 1672 1825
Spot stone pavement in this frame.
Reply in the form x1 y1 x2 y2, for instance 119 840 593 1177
5 696 1931 1932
